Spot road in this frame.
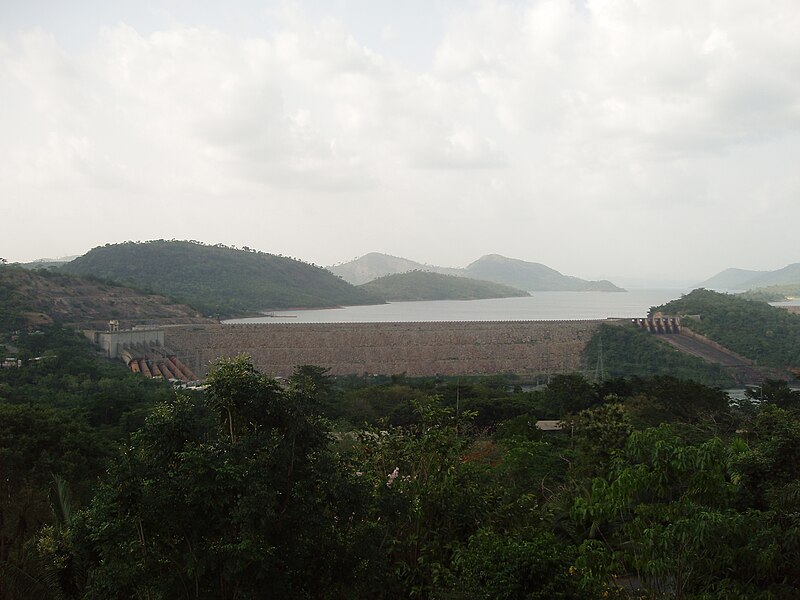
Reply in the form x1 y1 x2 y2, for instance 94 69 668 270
655 333 765 383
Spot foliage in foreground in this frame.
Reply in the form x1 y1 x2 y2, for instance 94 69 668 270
4 354 800 598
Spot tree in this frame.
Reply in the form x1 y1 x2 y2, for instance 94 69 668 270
353 397 491 597
204 354 282 443
0 404 108 599
451 529 585 599
76 358 367 599
542 374 598 416
572 424 800 597
745 379 800 411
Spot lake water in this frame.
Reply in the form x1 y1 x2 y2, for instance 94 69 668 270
225 289 690 324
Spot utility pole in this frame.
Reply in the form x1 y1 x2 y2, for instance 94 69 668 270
595 336 605 383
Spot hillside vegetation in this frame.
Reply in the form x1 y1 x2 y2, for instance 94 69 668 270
0 264 208 332
653 288 800 370
61 240 383 317
359 270 530 301
582 323 736 387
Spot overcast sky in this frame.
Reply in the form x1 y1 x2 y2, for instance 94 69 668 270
2 0 799 284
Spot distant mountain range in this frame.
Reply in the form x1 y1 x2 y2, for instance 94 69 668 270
330 252 624 292
698 263 800 291
329 253 462 285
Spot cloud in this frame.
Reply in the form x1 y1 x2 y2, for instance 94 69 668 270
1 1 800 279
435 0 800 157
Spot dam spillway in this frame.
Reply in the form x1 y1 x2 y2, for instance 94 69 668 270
163 320 618 379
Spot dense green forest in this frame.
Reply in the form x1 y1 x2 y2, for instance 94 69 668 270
60 240 383 317
358 270 530 301
654 288 800 370
4 333 800 598
0 325 178 598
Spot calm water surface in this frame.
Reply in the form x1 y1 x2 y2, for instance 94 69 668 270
225 290 690 324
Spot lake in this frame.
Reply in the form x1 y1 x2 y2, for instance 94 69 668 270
225 289 690 324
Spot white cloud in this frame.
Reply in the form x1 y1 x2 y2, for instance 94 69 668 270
1 1 800 279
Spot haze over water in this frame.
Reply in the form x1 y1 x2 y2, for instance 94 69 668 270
226 290 689 324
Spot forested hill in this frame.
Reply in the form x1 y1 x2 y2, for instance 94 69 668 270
0 264 209 332
653 288 800 370
60 241 383 317
359 271 530 301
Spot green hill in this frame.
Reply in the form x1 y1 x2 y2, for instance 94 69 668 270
653 288 800 370
61 241 383 317
359 270 530 301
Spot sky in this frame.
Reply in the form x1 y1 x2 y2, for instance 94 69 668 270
1 0 799 285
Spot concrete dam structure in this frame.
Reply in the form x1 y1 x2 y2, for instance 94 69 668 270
164 320 615 379
85 326 199 381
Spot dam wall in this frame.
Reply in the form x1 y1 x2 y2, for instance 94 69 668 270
164 320 614 379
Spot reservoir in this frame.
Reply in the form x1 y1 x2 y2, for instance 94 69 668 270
225 289 689 324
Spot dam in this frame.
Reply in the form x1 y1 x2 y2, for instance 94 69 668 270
162 320 618 379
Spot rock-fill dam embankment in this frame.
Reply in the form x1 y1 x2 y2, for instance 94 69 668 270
164 320 617 379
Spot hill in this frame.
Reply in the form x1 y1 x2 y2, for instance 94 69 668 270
652 288 800 371
698 263 800 291
359 271 530 301
331 252 624 291
741 263 800 288
464 254 624 292
696 268 766 291
329 252 462 285
61 241 383 317
0 264 210 332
